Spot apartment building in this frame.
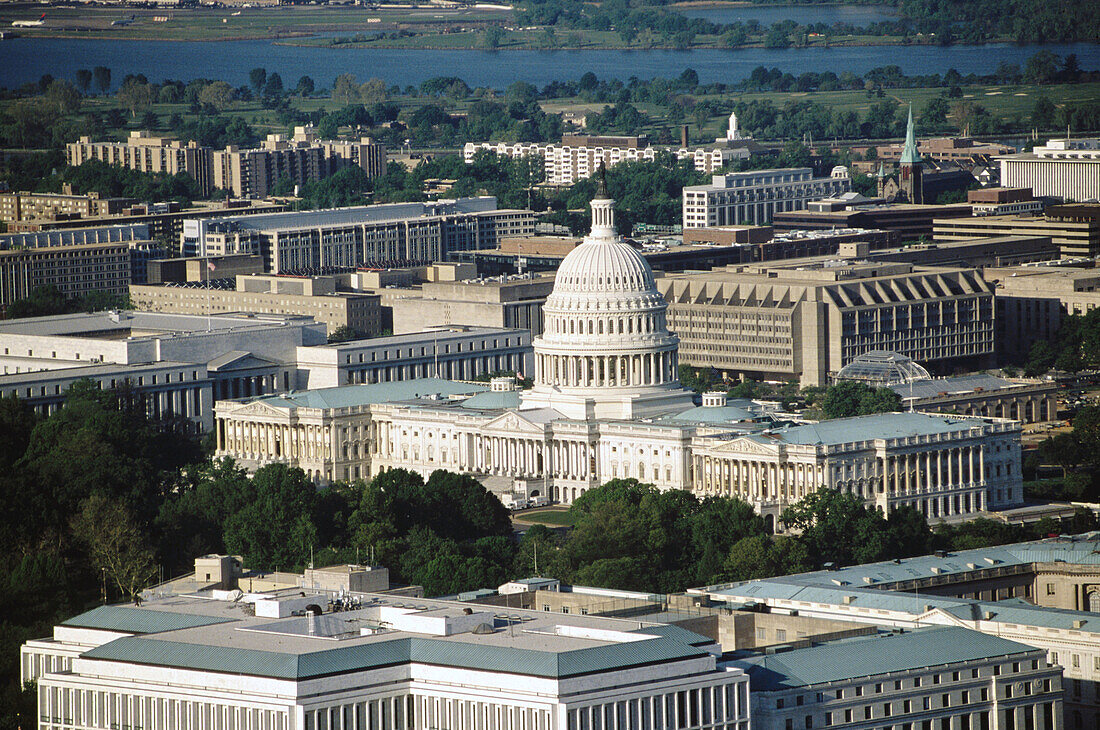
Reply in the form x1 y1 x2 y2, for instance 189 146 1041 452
67 131 214 196
658 261 995 387
934 205 1100 258
129 273 384 337
211 130 386 199
682 168 851 228
0 187 136 223
730 627 1062 730
182 198 534 273
999 137 1100 202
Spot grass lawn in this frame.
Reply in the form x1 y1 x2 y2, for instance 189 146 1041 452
517 508 577 526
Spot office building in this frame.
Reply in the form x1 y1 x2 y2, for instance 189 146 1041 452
967 187 1044 217
0 310 324 429
683 167 851 228
730 627 1062 730
130 274 384 337
0 241 130 306
999 137 1100 202
295 325 534 389
22 587 749 730
182 198 534 272
934 205 1100 259
146 253 265 284
657 261 995 387
67 131 214 196
0 186 136 223
982 265 1100 361
690 533 1100 721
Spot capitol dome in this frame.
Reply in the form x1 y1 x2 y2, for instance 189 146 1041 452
522 173 694 420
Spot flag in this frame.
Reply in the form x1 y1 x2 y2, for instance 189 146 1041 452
207 262 217 272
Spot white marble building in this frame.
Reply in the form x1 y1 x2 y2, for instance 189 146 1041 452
215 186 1023 517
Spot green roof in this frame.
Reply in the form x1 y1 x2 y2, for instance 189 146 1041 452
82 633 708 680
730 627 1034 691
62 606 238 634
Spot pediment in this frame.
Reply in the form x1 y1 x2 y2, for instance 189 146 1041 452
481 410 546 435
220 400 290 419
707 436 779 457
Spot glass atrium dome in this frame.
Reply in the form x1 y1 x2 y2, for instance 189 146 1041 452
834 351 931 387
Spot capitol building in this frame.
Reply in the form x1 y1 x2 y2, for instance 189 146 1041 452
215 182 1025 524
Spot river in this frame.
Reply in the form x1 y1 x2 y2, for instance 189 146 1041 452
1 38 1096 90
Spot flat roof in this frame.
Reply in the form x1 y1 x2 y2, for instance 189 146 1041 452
247 378 492 411
891 374 1039 400
745 412 993 447
728 627 1035 691
72 591 714 681
201 198 514 233
0 310 312 338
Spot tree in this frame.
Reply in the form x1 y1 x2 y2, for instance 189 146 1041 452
92 66 112 94
72 493 157 600
197 81 234 112
328 325 363 343
820 381 902 419
263 72 284 98
295 75 315 97
480 26 505 49
781 489 891 568
249 68 268 94
1023 50 1059 85
223 464 318 570
332 74 360 106
75 69 93 94
117 78 154 119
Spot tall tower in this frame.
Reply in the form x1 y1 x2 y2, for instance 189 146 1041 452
898 104 923 204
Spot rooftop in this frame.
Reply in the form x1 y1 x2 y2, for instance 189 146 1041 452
0 310 312 339
67 591 716 681
728 627 1035 691
744 412 995 448
201 198 509 234
245 378 492 411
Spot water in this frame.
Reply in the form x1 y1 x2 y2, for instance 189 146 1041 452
1 38 1096 90
676 4 901 27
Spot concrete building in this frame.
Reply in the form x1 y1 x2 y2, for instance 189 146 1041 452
130 274 384 337
0 241 131 306
465 135 658 186
852 236 1059 269
657 261 996 387
999 138 1100 202
212 128 386 199
689 533 1100 722
67 131 214 196
295 325 534 389
774 200 974 241
388 274 554 337
981 265 1100 361
934 205 1100 259
147 253 265 284
729 627 1063 730
0 186 136 223
690 411 1023 523
21 588 749 730
682 167 851 228
182 198 535 272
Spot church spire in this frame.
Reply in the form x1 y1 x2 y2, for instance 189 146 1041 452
900 104 922 165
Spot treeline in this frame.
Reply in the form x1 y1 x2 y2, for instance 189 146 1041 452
2 285 130 321
512 0 1098 46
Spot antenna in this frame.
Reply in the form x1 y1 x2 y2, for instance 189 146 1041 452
533 541 539 576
